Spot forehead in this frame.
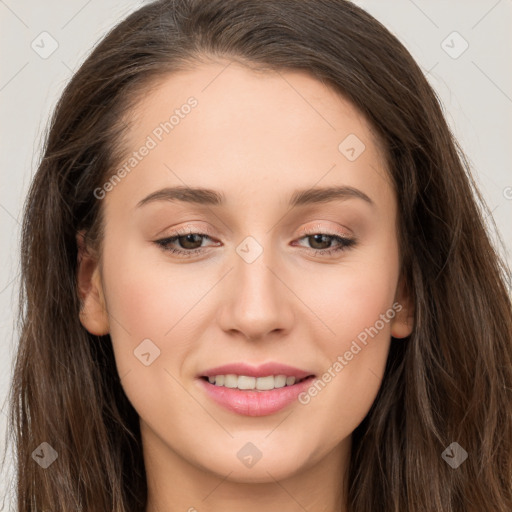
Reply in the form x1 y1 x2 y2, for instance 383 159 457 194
107 60 393 213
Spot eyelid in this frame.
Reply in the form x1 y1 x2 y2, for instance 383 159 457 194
161 223 216 238
297 222 352 238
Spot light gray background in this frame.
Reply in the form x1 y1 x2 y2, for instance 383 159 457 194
1 0 511 507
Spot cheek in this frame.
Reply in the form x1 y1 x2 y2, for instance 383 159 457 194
293 235 399 434
302 234 400 349
100 243 207 430
102 232 208 337
99 237 207 387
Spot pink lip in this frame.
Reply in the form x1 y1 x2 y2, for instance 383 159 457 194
197 362 316 417
199 362 313 380
198 375 316 416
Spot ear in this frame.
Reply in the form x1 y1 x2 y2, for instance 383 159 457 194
76 230 109 335
390 274 414 339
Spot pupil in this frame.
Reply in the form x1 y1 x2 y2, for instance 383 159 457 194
310 234 329 249
181 234 201 249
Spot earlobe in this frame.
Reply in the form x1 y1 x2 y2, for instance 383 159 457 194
390 310 414 338
390 276 414 339
76 230 110 336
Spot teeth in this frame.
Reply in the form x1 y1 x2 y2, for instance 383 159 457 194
256 375 276 390
224 374 238 388
206 374 300 390
286 376 296 386
238 375 256 389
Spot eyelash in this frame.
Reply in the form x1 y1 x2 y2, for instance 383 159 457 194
154 227 356 258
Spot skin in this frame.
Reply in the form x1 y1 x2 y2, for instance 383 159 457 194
77 59 414 512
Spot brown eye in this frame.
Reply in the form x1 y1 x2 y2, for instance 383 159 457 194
307 234 334 250
154 230 217 258
294 232 356 256
175 233 205 250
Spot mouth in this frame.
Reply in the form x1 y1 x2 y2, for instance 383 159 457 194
196 363 317 416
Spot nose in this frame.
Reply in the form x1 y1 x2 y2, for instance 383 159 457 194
216 239 295 341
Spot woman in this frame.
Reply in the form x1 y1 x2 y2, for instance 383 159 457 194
7 0 512 510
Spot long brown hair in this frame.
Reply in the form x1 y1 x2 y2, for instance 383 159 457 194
6 0 512 510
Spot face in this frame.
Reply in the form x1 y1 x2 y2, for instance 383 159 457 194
78 60 413 487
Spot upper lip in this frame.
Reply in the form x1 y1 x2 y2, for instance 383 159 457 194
199 362 315 380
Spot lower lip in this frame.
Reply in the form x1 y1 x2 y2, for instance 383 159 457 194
197 376 316 417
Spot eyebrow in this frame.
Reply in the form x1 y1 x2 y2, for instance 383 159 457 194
136 185 374 209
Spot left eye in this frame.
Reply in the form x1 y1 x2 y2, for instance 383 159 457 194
294 233 355 254
154 231 356 258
